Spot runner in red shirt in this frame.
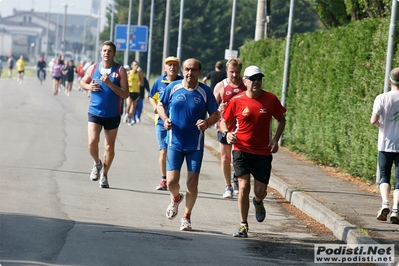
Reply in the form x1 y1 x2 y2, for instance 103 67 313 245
77 60 85 91
220 65 286 237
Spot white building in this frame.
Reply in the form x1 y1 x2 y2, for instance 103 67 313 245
0 8 98 62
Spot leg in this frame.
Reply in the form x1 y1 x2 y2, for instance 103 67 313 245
88 122 102 164
253 180 268 202
220 143 232 186
184 171 200 215
160 148 167 177
102 127 118 175
126 97 132 120
167 170 181 198
378 151 392 204
390 153 399 223
237 174 251 223
156 125 168 190
129 100 138 123
377 151 392 221
135 98 143 120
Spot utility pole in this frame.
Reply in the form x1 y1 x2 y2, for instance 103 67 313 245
95 0 101 62
176 0 184 62
45 0 50 60
279 0 295 146
135 0 143 64
124 0 132 66
229 0 236 50
110 0 115 42
162 0 172 72
61 3 68 54
146 0 154 78
255 0 265 40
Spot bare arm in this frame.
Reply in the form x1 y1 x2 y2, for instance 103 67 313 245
149 97 158 114
219 118 236 144
157 102 171 130
370 113 381 127
269 115 286 153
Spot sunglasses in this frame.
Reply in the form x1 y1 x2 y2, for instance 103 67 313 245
248 75 263 81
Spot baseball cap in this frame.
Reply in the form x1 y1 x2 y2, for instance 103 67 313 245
243 65 264 79
164 56 179 64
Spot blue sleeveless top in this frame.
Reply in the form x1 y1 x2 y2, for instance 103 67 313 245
88 62 122 118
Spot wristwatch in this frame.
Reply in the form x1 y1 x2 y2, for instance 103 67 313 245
222 131 229 138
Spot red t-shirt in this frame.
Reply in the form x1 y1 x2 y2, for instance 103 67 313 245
222 91 286 155
77 65 85 77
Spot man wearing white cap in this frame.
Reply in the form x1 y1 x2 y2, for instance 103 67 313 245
220 65 286 237
149 56 183 190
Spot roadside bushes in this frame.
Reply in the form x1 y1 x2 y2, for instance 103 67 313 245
240 17 398 181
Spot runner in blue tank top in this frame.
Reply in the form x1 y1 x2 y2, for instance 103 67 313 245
80 41 129 188
157 58 219 231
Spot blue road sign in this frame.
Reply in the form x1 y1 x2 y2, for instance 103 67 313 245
114 24 148 52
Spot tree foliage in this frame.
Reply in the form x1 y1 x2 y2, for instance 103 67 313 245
100 0 320 76
309 0 391 28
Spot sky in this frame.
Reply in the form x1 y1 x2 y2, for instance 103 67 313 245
0 0 109 29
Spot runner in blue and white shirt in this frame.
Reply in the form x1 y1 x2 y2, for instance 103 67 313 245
157 58 219 231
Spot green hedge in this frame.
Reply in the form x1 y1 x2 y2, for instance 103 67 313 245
240 17 398 182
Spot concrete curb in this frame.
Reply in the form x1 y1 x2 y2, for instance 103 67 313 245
269 175 378 245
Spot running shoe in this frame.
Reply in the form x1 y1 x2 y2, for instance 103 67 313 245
376 206 390 221
233 224 248 237
123 114 129 123
232 173 239 195
253 197 266 222
390 209 398 224
223 186 233 198
166 193 184 220
180 218 192 231
99 173 109 188
156 179 168 190
90 161 102 181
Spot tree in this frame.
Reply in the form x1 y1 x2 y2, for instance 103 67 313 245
102 0 321 76
309 0 391 28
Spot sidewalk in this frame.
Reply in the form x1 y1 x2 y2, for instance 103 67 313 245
142 101 398 255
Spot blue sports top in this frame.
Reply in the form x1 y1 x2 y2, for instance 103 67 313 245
89 62 122 118
159 80 218 151
149 74 183 126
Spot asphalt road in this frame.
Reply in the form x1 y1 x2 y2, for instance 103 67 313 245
0 77 341 266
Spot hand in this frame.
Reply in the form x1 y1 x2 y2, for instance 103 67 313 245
196 119 208 131
269 139 279 153
226 132 236 144
90 80 101 91
163 118 172 130
101 74 111 86
218 102 226 113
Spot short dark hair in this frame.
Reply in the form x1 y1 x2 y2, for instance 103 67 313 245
215 61 223 70
102 41 116 53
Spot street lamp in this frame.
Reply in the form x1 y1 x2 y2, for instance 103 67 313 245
82 16 96 57
61 3 74 55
